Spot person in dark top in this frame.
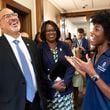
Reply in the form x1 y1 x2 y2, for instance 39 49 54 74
39 20 75 110
0 8 48 110
75 28 90 61
65 10 110 110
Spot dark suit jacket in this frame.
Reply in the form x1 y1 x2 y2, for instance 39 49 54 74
0 35 48 110
75 38 90 61
39 41 75 99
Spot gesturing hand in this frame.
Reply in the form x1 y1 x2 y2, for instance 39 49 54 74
65 54 96 77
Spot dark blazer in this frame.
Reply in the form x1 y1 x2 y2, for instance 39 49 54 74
0 35 48 110
39 41 75 99
75 38 90 60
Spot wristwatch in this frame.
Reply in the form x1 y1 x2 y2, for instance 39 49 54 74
90 74 100 82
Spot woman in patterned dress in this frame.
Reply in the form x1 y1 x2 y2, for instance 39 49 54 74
39 20 75 110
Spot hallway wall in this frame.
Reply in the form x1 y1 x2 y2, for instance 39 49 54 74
14 0 36 38
43 0 60 24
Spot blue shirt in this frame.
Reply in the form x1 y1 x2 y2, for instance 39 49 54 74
81 49 110 110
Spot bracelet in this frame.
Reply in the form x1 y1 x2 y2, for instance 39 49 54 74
90 74 100 82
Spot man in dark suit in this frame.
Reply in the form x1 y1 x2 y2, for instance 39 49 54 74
75 28 90 61
0 8 47 110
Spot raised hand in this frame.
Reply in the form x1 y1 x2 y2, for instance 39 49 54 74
65 54 96 77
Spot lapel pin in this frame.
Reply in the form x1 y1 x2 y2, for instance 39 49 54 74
27 43 29 46
59 48 62 51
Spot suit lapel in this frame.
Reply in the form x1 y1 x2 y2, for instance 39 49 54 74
44 42 55 65
1 36 23 74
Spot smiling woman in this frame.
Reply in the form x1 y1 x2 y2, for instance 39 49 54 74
40 20 60 42
39 20 75 110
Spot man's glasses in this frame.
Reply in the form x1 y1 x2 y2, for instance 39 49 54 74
0 13 18 21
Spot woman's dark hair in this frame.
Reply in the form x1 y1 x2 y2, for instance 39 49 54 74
34 32 40 42
91 10 110 42
40 20 61 41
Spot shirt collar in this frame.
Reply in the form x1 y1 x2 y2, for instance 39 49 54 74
104 48 110 57
4 33 22 43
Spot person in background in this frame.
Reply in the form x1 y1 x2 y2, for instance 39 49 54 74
72 35 77 48
39 20 75 110
34 32 42 46
64 37 79 109
75 28 90 61
64 37 73 48
72 28 90 110
64 36 84 110
21 32 30 38
0 8 48 110
65 10 110 110
68 32 72 39
34 32 43 109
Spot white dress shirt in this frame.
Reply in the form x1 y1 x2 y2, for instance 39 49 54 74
4 33 37 91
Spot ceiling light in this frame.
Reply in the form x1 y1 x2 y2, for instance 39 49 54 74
82 4 88 9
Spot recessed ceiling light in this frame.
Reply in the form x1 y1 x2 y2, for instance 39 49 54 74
82 4 88 8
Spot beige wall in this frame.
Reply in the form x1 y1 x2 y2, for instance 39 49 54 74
43 0 60 24
65 19 77 39
14 0 37 38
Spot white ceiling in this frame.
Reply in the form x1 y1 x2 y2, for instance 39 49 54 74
49 0 110 13
48 0 110 24
67 16 88 24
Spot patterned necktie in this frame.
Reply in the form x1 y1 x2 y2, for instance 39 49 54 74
13 40 36 102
